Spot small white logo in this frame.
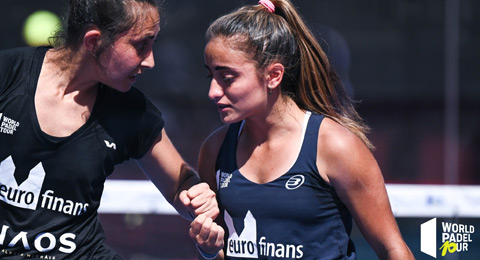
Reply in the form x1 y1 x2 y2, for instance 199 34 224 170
104 140 116 150
421 218 437 258
217 170 233 189
0 113 20 135
285 175 305 190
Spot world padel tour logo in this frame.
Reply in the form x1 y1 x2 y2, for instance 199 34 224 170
0 113 20 135
421 218 475 258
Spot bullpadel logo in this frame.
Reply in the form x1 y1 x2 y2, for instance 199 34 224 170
421 218 475 258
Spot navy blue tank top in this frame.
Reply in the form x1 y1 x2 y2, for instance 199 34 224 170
216 112 356 259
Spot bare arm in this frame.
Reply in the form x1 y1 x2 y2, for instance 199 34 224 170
137 129 219 220
318 118 414 260
189 126 229 259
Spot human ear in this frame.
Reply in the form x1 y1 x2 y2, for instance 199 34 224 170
266 63 285 90
83 28 101 55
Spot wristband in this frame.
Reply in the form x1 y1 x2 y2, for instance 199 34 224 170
196 244 219 260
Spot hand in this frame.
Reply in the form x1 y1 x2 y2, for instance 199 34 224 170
179 182 219 220
190 214 224 256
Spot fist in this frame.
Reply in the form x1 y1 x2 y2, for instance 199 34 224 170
190 214 224 256
179 182 219 220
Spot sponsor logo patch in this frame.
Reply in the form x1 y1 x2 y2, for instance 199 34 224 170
285 175 305 190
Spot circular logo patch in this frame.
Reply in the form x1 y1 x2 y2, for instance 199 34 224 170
285 174 305 190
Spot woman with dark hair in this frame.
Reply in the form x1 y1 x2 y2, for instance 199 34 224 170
190 0 414 259
0 0 218 259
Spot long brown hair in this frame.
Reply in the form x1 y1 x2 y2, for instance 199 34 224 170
206 0 373 149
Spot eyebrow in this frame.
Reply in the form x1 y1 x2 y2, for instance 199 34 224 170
204 64 232 71
144 34 156 41
132 34 156 44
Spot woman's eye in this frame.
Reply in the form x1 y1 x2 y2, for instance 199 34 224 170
222 76 235 83
139 42 147 51
135 40 150 53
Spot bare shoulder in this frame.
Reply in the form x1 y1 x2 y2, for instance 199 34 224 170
317 117 378 184
200 124 230 158
198 124 230 187
318 117 370 156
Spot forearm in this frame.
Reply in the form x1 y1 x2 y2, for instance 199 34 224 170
172 164 201 220
137 130 217 220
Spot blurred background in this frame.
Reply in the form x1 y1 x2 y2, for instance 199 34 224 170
1 0 479 259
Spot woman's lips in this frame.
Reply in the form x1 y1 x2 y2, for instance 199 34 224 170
216 103 229 111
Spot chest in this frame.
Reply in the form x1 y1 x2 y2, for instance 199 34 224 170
0 92 125 207
236 135 303 184
34 87 97 138
217 169 338 223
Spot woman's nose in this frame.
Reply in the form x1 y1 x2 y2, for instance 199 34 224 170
141 50 155 69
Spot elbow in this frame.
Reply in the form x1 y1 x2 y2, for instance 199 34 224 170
374 241 415 260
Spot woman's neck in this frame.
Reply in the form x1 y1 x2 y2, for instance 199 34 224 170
242 97 306 143
43 48 100 96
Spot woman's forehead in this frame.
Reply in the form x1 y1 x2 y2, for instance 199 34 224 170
129 2 160 29
126 5 160 36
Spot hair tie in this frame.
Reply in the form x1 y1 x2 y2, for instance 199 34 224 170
259 0 275 13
